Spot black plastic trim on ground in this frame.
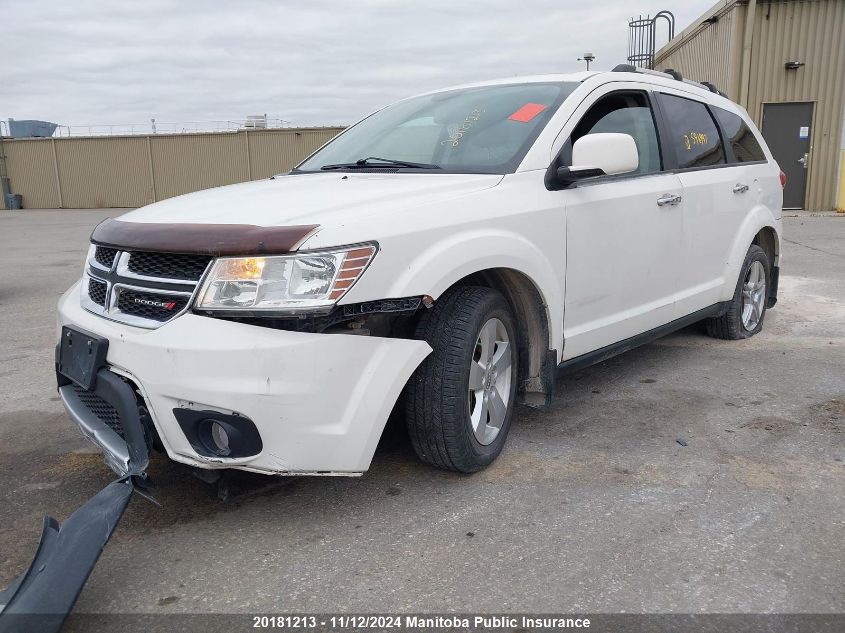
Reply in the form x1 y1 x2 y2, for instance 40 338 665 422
0 479 134 633
0 367 157 632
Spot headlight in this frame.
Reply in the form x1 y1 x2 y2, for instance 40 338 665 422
195 243 377 314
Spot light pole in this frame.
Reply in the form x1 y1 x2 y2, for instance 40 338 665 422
578 53 596 71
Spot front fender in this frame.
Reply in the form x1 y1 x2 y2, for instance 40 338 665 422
344 227 564 354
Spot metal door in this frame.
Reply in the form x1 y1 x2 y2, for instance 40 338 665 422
761 102 813 209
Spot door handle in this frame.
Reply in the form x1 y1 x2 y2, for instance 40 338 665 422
732 183 750 194
797 153 808 168
656 193 682 207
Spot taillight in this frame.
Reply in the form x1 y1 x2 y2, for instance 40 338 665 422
779 170 787 189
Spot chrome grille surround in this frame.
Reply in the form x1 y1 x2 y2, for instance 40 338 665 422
81 245 211 329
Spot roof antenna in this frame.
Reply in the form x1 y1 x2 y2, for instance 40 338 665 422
577 53 596 71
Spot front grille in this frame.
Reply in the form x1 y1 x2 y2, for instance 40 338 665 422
71 384 124 438
88 278 107 306
84 245 202 328
94 246 118 269
128 251 212 281
116 288 190 322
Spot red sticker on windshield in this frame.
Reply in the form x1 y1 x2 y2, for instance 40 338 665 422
508 103 547 122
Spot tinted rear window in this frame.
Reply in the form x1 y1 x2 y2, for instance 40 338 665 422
713 106 766 163
659 94 725 168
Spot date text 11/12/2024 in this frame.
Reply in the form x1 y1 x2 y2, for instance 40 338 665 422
252 615 592 629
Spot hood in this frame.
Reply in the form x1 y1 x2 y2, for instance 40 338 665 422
117 172 503 227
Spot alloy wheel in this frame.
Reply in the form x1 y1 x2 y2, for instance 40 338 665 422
468 317 513 445
741 260 766 331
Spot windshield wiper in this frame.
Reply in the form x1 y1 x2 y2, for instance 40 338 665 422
320 156 441 170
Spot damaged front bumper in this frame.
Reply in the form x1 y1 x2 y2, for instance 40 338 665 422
1 282 433 629
57 281 432 475
59 368 151 477
0 366 153 632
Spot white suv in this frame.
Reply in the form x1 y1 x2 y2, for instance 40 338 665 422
56 67 783 478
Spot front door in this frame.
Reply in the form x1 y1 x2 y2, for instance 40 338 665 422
761 102 813 209
557 88 683 360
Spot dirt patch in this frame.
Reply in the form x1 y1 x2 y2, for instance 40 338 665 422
809 399 845 433
740 416 796 432
730 455 844 493
46 452 104 477
481 450 675 487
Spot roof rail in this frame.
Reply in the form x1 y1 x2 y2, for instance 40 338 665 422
610 64 727 98
700 81 728 98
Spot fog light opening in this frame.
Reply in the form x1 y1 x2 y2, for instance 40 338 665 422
210 421 230 454
174 408 263 459
200 418 232 456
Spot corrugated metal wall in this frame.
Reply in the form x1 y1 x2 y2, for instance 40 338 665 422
655 0 845 210
55 136 152 208
838 149 845 210
3 139 60 208
654 2 745 100
150 133 249 201
747 0 845 211
1 127 342 210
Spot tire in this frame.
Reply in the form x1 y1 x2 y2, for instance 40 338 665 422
705 244 769 340
405 286 518 472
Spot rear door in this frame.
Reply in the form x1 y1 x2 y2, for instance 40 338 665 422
654 91 742 317
557 86 684 360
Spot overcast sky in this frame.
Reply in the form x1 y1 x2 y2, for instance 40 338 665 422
4 0 714 129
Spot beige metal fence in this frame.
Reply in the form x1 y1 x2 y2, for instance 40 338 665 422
1 127 344 210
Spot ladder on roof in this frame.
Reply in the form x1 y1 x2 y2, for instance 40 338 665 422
627 11 675 70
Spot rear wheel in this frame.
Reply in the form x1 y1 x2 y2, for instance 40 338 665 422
405 286 518 472
706 244 769 340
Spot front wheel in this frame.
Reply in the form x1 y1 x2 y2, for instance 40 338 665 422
705 244 769 340
405 286 518 472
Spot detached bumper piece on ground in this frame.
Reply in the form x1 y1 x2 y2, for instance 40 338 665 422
0 361 155 633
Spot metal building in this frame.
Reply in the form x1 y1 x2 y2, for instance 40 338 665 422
654 0 845 210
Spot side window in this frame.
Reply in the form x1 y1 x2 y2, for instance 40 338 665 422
712 106 766 163
659 94 725 168
563 92 662 175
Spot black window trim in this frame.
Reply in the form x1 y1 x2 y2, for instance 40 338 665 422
708 103 769 167
546 86 771 192
653 91 769 174
653 91 728 172
545 88 670 190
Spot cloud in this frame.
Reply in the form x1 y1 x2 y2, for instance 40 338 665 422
3 0 714 129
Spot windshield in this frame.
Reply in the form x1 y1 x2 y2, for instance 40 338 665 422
295 82 577 174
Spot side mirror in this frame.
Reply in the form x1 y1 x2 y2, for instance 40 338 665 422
552 133 639 189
